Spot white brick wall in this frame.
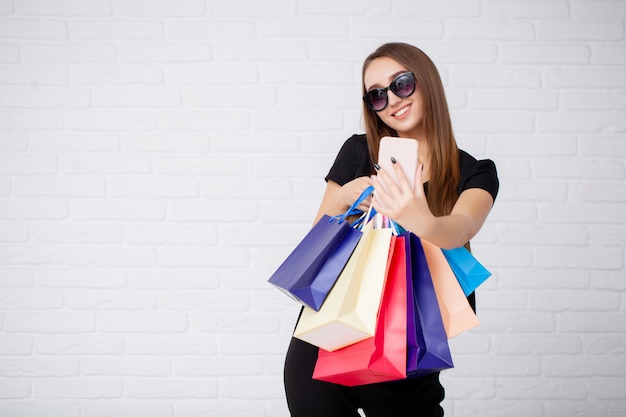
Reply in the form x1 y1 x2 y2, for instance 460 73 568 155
0 0 625 415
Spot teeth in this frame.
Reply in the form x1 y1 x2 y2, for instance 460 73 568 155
395 106 409 117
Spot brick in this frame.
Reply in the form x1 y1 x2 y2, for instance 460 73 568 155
220 375 284 399
4 311 95 333
259 200 317 223
0 65 67 85
118 42 211 62
70 63 163 84
536 111 626 134
537 19 624 41
157 109 250 131
468 90 558 110
124 223 217 245
35 334 125 355
167 63 258 85
174 357 263 376
0 334 33 355
453 400 543 417
352 18 442 39
529 289 621 312
500 267 590 290
439 376 495 399
159 290 249 311
167 19 256 40
169 200 258 222
0 222 29 243
17 0 111 16
67 245 157 267
212 132 298 153
122 133 209 152
446 20 534 40
451 354 541 377
492 334 583 355
82 357 171 376
108 176 199 198
190 312 280 333
0 0 13 14
393 0 479 17
498 376 587 399
0 267 35 287
15 177 106 197
33 377 123 399
29 133 120 152
488 134 577 157
221 223 310 247
474 311 556 334
0 110 64 130
183 85 276 108
93 86 181 107
535 246 623 269
0 288 64 309
128 268 220 289
544 67 626 88
0 18 68 40
153 154 246 176
586 377 626 400
72 19 163 40
451 67 541 88
259 17 348 38
0 178 10 197
0 401 80 417
483 0 570 18
579 134 626 157
571 0 626 18
61 153 152 174
158 247 250 268
0 244 65 265
0 155 57 175
200 177 293 200
453 111 534 134
116 0 206 16
0 357 80 377
248 154 331 178
210 0 296 17
37 267 127 288
570 181 626 202
214 40 308 62
98 311 188 333
219 333 291 355
65 110 157 131
558 312 626 333
0 132 28 152
497 179 567 201
583 334 626 355
126 334 217 355
0 377 31 398
544 401 617 417
71 199 165 221
65 289 158 310
81 402 174 417
0 43 19 62
260 63 353 86
125 377 218 399
497 223 588 246
22 43 116 63
543 354 625 377
500 43 591 64
591 45 626 66
561 90 626 110
535 158 624 180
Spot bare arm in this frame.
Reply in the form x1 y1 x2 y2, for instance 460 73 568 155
372 162 494 249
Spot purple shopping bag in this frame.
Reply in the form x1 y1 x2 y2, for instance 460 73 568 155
268 215 361 311
405 232 454 376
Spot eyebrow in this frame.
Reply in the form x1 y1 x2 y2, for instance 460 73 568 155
366 70 409 92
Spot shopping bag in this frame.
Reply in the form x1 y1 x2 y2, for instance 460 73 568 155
405 233 453 376
293 222 393 351
268 186 374 311
267 214 361 310
421 239 480 339
441 247 491 296
313 235 407 386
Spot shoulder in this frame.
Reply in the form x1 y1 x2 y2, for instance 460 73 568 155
325 134 372 186
457 149 499 201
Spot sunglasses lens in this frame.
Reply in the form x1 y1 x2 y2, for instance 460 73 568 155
365 89 388 111
391 73 415 98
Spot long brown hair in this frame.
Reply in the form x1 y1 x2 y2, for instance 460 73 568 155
362 43 460 217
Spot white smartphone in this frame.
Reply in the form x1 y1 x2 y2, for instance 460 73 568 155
377 136 419 190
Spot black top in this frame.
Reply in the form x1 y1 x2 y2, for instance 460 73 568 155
325 134 499 201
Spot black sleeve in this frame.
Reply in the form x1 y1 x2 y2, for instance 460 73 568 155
458 150 499 202
324 134 372 186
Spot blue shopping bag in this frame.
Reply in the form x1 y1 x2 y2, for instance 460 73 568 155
441 246 492 296
268 187 373 311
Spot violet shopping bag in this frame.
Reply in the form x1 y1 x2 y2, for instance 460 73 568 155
421 239 480 339
267 187 373 311
405 232 453 376
441 247 492 296
293 221 393 351
313 236 407 386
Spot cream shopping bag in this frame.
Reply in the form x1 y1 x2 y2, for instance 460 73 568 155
294 222 393 352
421 239 480 338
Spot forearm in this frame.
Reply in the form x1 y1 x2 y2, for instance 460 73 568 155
402 213 477 250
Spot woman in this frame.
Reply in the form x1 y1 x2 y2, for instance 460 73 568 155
283 42 499 417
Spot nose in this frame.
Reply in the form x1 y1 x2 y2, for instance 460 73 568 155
387 89 402 107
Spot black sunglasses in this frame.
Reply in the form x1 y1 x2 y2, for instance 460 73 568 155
363 72 416 112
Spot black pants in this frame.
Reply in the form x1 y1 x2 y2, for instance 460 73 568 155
284 337 445 417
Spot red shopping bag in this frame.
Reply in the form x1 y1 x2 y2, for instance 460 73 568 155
312 236 407 386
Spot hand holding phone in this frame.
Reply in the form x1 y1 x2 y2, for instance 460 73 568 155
377 137 419 190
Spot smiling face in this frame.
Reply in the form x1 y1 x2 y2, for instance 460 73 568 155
363 56 425 141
